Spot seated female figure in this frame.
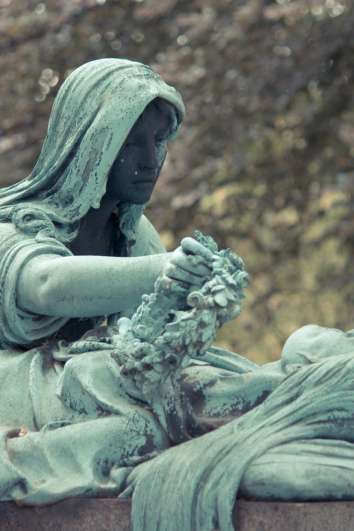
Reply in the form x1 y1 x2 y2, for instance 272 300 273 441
0 59 280 504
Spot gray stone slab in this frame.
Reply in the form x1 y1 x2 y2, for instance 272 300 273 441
0 499 131 531
236 500 354 531
1 498 354 531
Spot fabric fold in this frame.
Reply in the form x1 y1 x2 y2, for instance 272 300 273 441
130 353 354 531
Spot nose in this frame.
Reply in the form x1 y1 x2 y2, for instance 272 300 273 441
138 139 158 171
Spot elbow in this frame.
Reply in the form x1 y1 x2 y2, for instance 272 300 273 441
34 278 56 315
17 263 59 316
36 266 72 316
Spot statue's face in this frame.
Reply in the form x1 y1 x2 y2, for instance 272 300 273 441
106 99 175 204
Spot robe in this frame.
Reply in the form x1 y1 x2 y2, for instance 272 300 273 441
2 58 353 531
0 211 280 506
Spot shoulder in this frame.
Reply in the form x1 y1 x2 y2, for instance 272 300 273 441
0 221 72 255
0 222 17 239
0 222 25 252
0 222 72 283
131 215 166 256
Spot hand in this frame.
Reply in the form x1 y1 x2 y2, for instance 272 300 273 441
163 237 213 290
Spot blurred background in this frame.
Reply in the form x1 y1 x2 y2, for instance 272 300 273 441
1 0 353 363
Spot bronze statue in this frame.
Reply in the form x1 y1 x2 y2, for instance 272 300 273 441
1 58 354 531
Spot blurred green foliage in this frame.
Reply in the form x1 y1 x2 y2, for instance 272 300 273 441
1 0 354 363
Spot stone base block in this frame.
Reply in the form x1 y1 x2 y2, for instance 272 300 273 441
1 498 354 530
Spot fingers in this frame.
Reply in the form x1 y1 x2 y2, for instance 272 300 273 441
163 237 215 290
164 263 204 287
181 237 214 262
171 251 211 277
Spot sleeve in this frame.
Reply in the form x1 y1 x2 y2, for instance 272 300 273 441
0 226 73 348
130 215 166 256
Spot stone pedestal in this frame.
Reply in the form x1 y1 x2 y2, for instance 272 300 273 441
237 500 354 531
1 498 354 530
0 499 131 531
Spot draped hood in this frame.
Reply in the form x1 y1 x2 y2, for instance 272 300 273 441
0 58 185 242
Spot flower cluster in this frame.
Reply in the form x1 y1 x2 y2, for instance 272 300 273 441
111 232 249 400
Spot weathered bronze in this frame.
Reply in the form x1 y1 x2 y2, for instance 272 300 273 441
1 59 354 531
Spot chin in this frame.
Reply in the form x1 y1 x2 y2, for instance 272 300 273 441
129 191 153 204
132 196 151 205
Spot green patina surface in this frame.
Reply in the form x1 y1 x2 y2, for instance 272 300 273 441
0 59 353 531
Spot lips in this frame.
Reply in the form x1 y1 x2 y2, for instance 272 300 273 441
133 174 156 184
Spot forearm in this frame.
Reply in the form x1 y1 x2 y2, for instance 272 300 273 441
17 253 170 318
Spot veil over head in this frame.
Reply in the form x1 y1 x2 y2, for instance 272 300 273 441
0 58 185 242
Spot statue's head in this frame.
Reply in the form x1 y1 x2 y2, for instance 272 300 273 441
0 59 185 240
106 96 178 205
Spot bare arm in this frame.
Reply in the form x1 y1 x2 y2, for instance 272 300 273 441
17 253 171 318
17 235 212 319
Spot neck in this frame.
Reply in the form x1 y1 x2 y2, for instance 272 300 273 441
81 195 118 234
69 195 119 255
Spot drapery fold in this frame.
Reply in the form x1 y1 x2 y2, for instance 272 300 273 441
130 341 354 531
